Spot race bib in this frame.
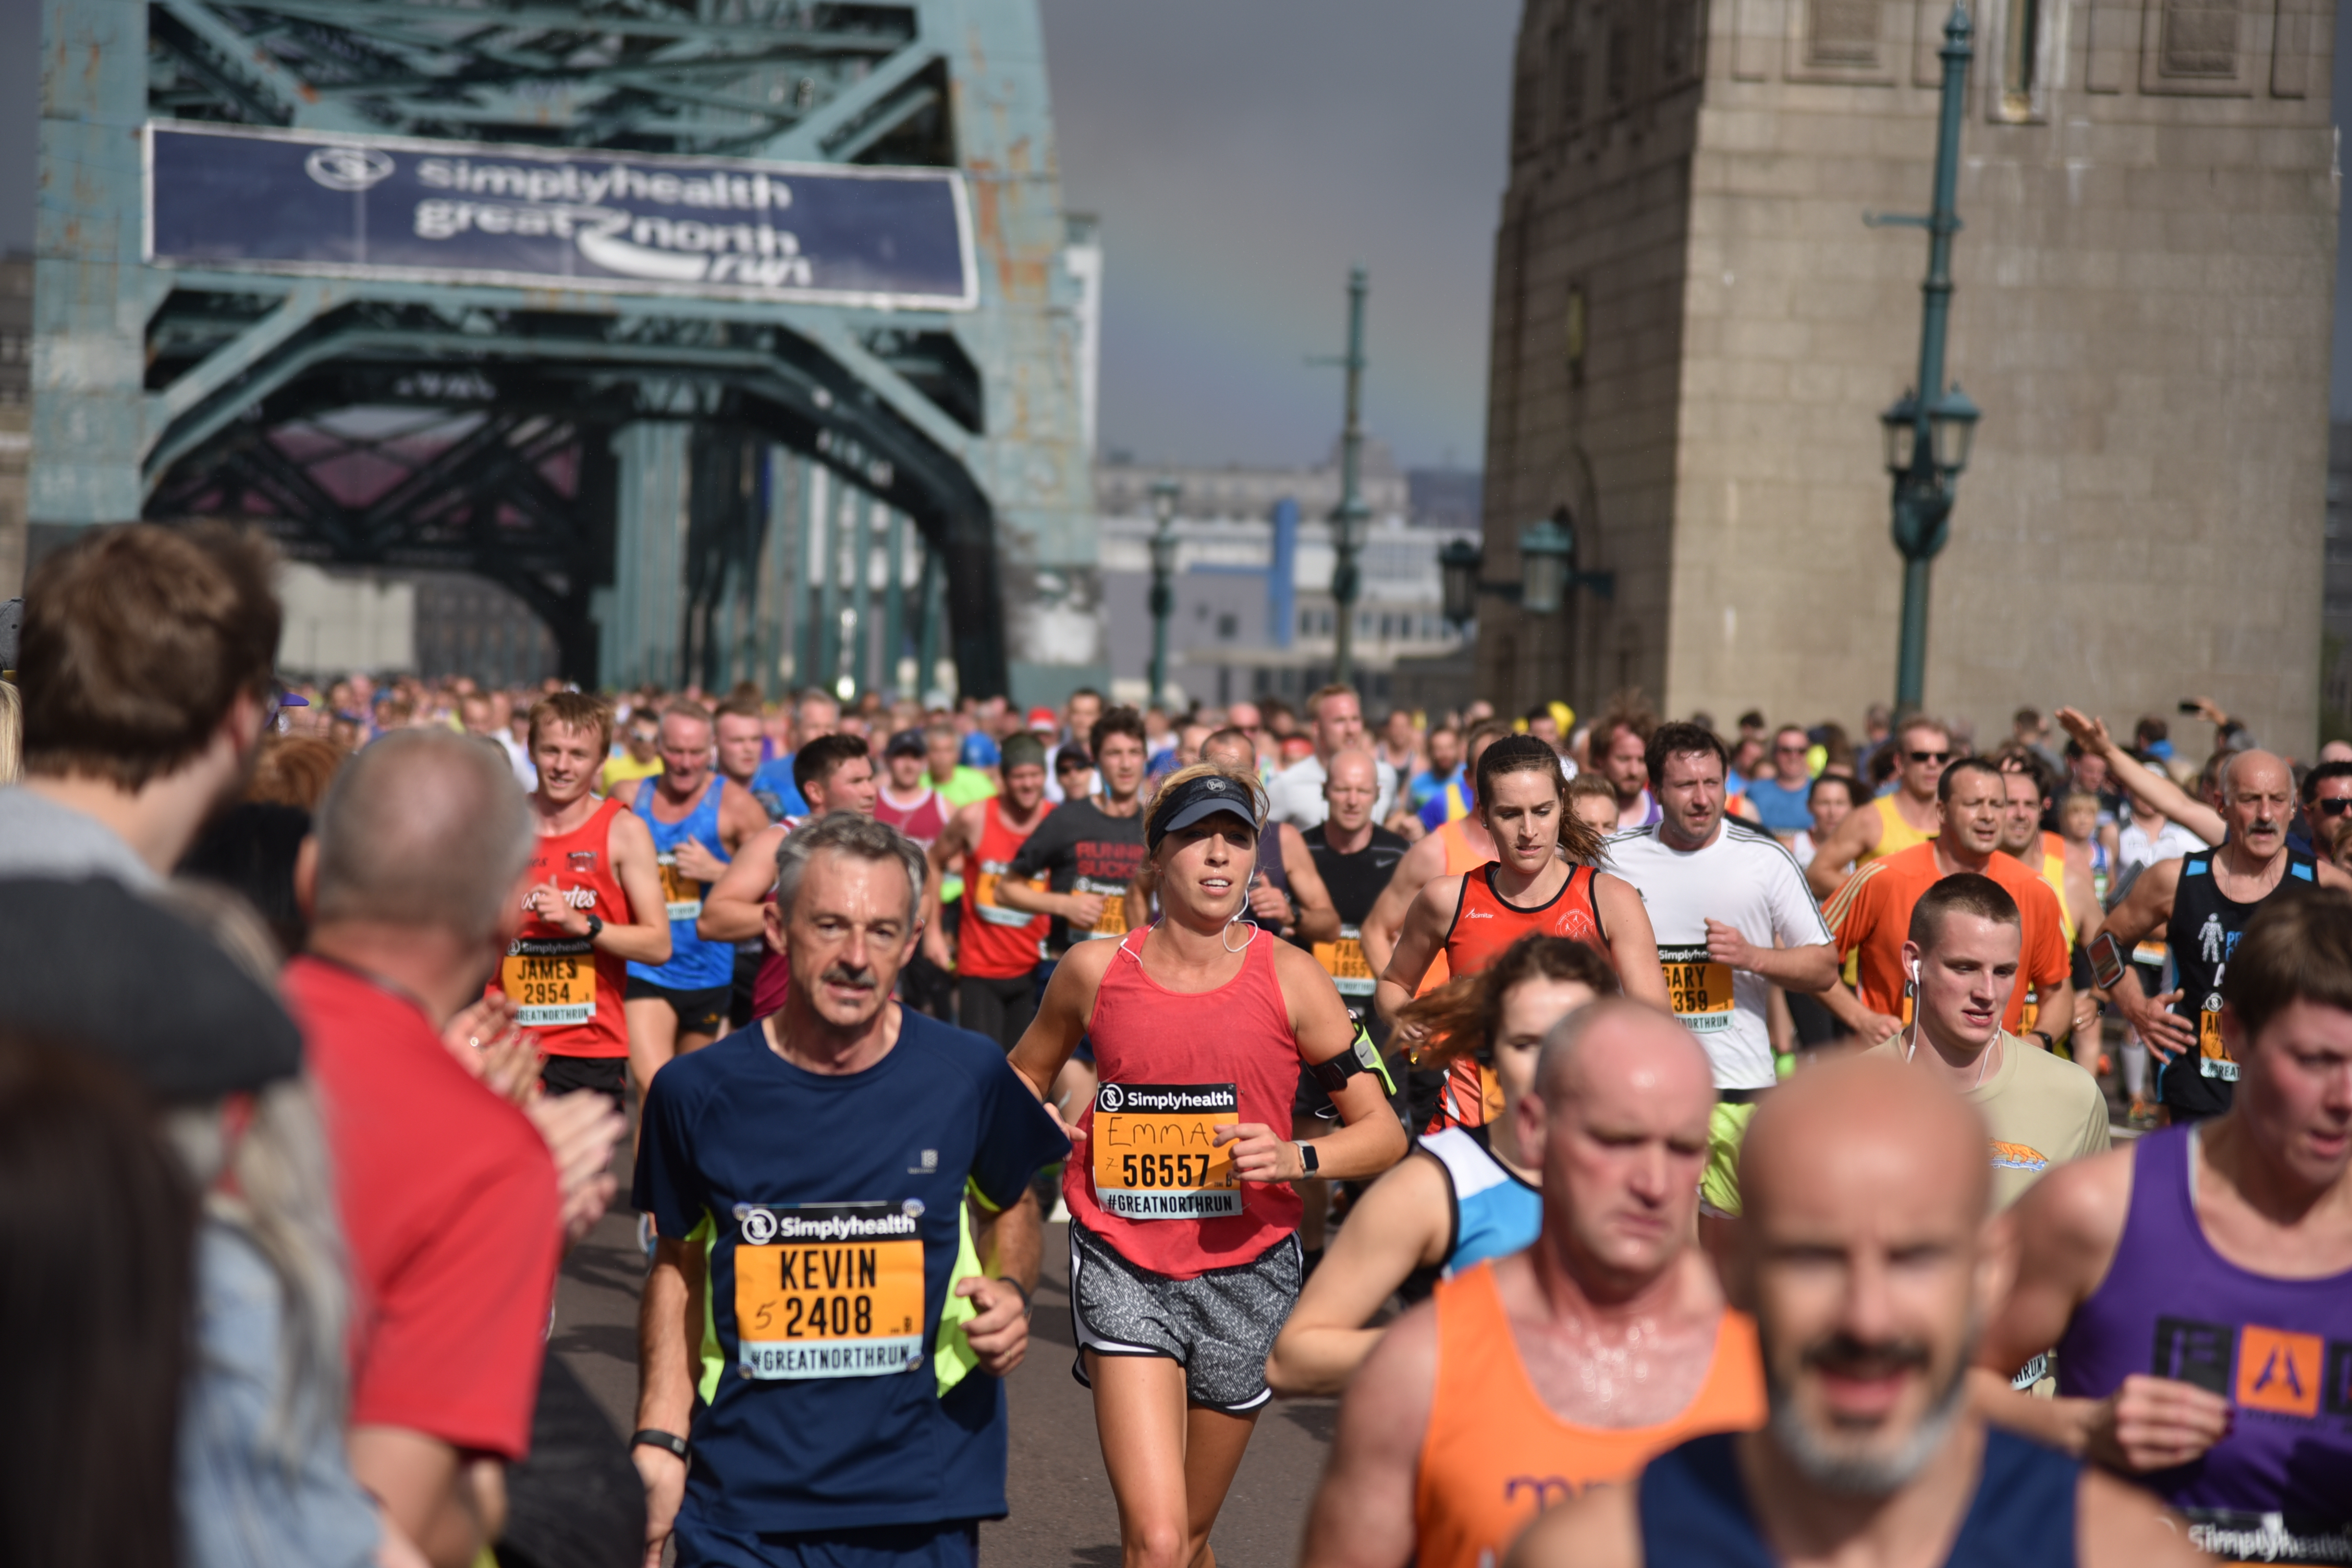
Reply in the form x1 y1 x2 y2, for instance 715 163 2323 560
1091 1083 1240 1218
501 938 596 1026
1077 876 1130 940
971 863 1045 927
2133 940 2169 968
1659 945 1736 1032
2198 994 2237 1080
732 1201 927 1380
656 852 702 923
1313 926 1376 997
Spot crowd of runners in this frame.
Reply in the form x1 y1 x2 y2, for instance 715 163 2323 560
2 521 2350 1568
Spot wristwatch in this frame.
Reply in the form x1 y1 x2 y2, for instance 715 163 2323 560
630 1428 689 1461
583 912 605 942
1294 1140 1319 1177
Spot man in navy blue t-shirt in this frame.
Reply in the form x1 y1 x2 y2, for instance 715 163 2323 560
633 813 1068 1568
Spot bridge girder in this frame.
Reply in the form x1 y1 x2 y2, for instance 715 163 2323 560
31 0 1097 698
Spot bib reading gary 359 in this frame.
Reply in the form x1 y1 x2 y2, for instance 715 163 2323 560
1092 1084 1241 1219
733 1202 927 1380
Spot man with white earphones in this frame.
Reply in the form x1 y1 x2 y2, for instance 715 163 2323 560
1866 872 2109 1214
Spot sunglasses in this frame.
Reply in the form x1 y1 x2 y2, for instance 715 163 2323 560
1906 750 1951 764
2314 797 2352 818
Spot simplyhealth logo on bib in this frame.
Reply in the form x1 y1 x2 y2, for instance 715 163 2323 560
145 122 977 311
731 1200 928 1380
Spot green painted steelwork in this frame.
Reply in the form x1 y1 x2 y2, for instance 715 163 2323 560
31 0 1093 694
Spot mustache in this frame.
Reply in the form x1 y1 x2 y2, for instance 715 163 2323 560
819 963 876 988
1802 1332 1933 1381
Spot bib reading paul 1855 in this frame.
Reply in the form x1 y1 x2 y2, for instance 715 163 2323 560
733 1201 928 1379
1092 1083 1240 1219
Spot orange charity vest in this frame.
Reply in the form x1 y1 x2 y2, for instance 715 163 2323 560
1413 818 1493 998
1413 1263 1766 1568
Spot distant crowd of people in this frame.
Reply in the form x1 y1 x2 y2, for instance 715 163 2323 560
2 520 2348 1568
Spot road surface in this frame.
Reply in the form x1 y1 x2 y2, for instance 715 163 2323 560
554 1206 1338 1566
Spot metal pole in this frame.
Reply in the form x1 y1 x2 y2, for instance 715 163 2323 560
1893 4 1973 712
814 463 840 696
883 508 907 699
1330 266 1368 688
915 544 945 702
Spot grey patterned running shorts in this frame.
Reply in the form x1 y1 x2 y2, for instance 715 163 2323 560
1067 1220 1303 1413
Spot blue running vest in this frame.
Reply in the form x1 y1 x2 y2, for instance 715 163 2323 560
628 777 733 990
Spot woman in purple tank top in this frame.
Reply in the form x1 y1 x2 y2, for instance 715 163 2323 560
1974 892 2352 1563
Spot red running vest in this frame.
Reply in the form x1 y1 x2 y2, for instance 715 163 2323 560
958 798 1051 981
490 796 633 1060
1062 924 1303 1278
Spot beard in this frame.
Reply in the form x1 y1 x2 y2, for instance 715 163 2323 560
1765 1329 1970 1498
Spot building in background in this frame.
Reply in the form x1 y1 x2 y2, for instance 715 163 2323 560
277 563 416 678
2325 422 2352 736
1477 1 2334 752
1095 447 1476 712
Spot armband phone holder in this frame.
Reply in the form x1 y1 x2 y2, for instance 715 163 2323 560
1309 1027 1396 1097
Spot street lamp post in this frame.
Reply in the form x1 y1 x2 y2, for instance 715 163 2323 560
1437 508 1614 626
1327 266 1369 688
1147 477 1180 706
1878 2 1982 713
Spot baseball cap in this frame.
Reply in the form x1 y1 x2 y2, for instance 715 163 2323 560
884 728 927 760
1027 707 1059 732
1000 732 1047 771
0 878 304 1100
1147 771 1264 854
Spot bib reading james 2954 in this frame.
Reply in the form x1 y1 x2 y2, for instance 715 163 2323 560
732 1201 927 1379
1092 1083 1240 1219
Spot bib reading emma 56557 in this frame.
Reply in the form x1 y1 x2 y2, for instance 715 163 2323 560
1091 1083 1240 1219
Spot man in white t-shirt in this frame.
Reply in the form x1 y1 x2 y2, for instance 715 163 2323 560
1266 683 1398 830
1603 720 1836 1217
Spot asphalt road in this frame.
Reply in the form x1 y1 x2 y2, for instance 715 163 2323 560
553 1207 1337 1568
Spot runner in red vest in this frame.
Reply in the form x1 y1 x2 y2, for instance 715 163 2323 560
487 691 670 1117
1010 762 1406 1568
1375 734 1667 1128
923 730 1055 1050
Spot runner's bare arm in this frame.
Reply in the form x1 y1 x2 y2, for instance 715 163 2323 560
1817 978 1904 1044
2320 859 2352 891
698 823 785 944
635 1231 707 1566
1282 823 1342 943
1359 830 1446 977
717 779 769 855
2077 1467 2213 1568
1372 876 1457 1025
1594 872 1670 1008
1265 1152 1451 1397
1804 803 1885 899
1007 940 1116 1104
2055 708 2227 846
959 1186 1042 1378
920 807 982 969
1502 1483 1642 1568
994 868 1105 927
1969 1147 2230 1473
1221 947 1405 1184
2065 855 2105 949
2098 862 2194 1060
1704 918 1838 994
1297 1303 1442 1568
594 808 672 965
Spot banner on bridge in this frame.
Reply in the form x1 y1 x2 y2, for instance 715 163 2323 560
144 121 977 311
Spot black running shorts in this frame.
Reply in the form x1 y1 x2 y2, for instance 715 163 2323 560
624 976 730 1037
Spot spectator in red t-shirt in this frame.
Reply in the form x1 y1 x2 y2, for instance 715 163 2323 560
286 729 574 1568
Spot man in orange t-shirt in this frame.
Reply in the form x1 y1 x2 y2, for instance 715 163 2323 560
1820 757 2072 1044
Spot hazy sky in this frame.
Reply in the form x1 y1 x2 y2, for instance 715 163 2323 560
5 0 2349 466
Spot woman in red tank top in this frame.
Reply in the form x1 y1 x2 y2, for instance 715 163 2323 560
1373 736 1667 1128
1010 763 1407 1568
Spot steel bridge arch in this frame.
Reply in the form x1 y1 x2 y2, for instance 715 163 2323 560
32 0 1096 696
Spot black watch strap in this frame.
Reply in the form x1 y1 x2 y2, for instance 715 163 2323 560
585 912 605 942
631 1428 689 1461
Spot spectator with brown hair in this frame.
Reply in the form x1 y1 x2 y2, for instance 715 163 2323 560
248 734 347 812
0 522 283 885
